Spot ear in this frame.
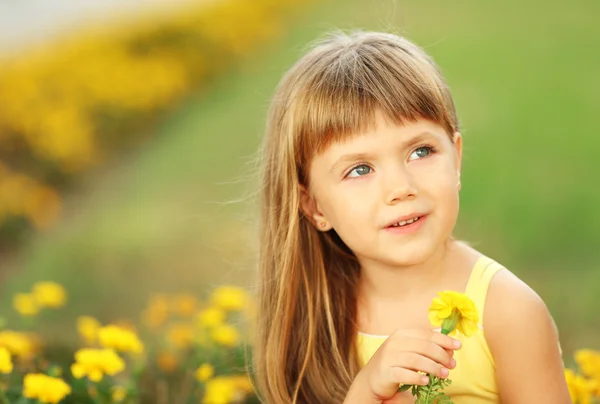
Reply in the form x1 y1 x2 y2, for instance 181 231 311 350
452 131 463 177
299 185 332 231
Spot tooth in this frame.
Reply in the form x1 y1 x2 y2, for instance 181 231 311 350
399 220 407 226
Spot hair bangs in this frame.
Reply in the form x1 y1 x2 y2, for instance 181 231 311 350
292 32 458 184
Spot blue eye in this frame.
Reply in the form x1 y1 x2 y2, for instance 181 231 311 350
347 164 372 178
409 146 434 161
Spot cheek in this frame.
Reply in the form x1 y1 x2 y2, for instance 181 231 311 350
432 177 460 223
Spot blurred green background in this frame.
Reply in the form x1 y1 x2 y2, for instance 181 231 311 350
0 0 598 362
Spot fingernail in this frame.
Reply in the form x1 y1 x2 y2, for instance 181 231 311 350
450 358 456 368
440 367 449 378
453 339 462 349
421 376 429 385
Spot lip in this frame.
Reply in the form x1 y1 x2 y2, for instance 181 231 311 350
384 214 428 234
384 213 428 228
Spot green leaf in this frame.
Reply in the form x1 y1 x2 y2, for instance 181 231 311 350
398 384 412 392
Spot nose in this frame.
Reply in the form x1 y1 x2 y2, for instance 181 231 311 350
382 165 416 205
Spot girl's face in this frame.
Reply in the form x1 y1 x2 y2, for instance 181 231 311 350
300 110 462 268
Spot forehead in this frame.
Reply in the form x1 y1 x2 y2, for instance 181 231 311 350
315 113 449 159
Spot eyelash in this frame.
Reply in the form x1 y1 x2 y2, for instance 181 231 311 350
410 144 437 160
343 144 438 179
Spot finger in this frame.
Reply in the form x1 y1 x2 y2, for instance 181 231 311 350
382 391 413 404
395 337 455 369
394 352 451 379
443 348 457 369
392 329 462 351
387 365 431 386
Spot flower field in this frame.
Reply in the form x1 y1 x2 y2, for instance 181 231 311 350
0 0 308 248
1 282 256 403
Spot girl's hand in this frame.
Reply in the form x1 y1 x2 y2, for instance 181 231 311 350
344 329 461 404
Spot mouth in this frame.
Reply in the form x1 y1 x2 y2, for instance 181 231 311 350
388 215 423 228
385 213 427 229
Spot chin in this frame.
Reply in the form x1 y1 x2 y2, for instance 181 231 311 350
381 241 441 267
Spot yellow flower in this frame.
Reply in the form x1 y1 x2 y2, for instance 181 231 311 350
0 346 13 374
211 324 240 347
98 325 144 354
111 386 127 402
23 373 72 403
32 281 67 308
71 348 125 382
428 291 479 337
197 307 226 328
230 375 254 394
202 377 238 404
565 368 594 404
167 323 195 349
77 316 101 345
156 351 179 373
142 294 169 329
211 286 247 311
575 349 600 379
0 330 38 358
195 363 214 382
13 293 39 316
172 294 197 317
574 349 600 396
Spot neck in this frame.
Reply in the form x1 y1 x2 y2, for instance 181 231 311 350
357 240 458 301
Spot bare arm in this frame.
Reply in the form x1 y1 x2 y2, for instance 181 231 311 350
485 269 572 403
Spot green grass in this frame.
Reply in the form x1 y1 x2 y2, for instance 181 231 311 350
1 0 599 356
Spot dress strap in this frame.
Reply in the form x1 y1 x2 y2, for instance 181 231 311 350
464 256 504 318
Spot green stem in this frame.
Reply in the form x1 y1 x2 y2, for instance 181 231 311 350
423 375 434 403
0 385 9 404
87 380 103 404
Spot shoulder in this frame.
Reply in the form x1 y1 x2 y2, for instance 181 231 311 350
482 260 571 403
483 264 556 345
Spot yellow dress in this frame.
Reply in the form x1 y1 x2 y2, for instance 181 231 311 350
357 256 503 403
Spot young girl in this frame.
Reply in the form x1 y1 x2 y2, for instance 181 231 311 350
252 31 571 403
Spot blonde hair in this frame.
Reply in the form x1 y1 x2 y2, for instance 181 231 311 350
253 30 460 403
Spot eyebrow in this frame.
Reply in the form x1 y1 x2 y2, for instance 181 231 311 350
329 131 439 173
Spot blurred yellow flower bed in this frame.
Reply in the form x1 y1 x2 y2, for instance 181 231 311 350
1 281 257 403
1 281 599 402
0 0 308 244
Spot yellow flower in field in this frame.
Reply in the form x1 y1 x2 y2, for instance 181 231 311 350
575 349 600 379
211 324 240 347
156 351 179 373
111 386 127 402
23 373 72 403
167 323 195 349
230 375 254 394
32 281 67 308
195 363 214 382
0 330 38 358
197 306 226 328
77 316 101 345
203 377 238 404
0 346 13 374
71 348 125 382
575 349 600 396
13 293 39 316
565 368 594 404
211 286 247 311
172 294 197 317
98 325 144 354
428 291 479 337
142 294 169 329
